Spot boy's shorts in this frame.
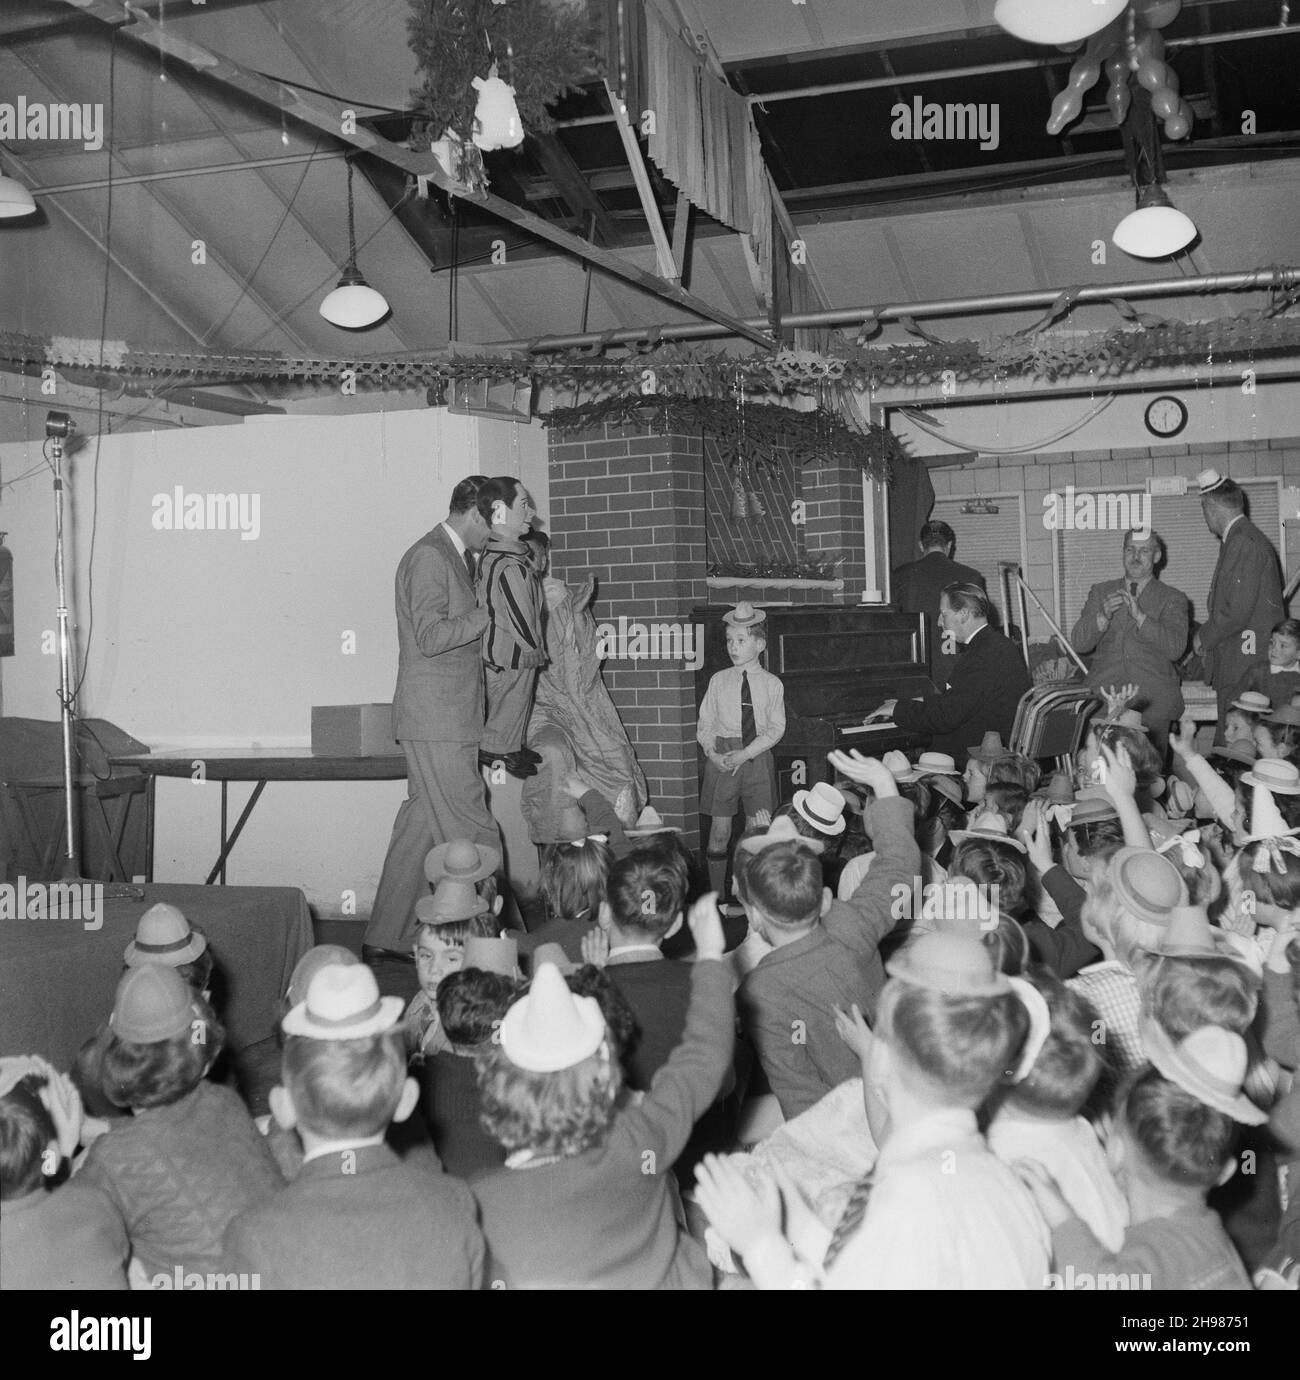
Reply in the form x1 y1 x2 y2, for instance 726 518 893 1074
700 736 777 818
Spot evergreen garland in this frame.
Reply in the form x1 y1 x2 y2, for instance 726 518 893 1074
406 0 602 147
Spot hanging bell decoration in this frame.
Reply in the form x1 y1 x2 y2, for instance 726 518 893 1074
730 471 750 521
471 63 525 151
746 464 766 518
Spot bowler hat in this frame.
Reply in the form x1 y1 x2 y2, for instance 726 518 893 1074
425 839 501 885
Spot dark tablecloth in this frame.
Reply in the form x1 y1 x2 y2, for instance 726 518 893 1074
0 883 312 1068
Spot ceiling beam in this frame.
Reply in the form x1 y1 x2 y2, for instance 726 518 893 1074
529 133 621 247
52 0 772 348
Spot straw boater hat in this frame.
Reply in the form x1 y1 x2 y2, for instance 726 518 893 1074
1139 1019 1268 1125
723 602 766 629
1241 757 1300 797
967 731 1009 765
499 962 606 1072
415 877 491 925
425 839 500 885
625 804 681 838
792 782 848 836
110 964 203 1044
1153 905 1253 968
1196 468 1229 496
739 814 826 856
916 751 961 777
282 963 404 1041
286 943 361 1008
1230 690 1272 716
883 749 919 784
1266 705 1300 730
462 935 519 979
123 903 207 967
1107 847 1187 927
949 811 1028 854
1237 768 1300 856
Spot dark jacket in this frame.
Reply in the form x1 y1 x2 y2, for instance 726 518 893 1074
1201 516 1283 699
893 550 986 685
893 623 1031 765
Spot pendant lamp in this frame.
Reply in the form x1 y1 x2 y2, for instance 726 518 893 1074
0 171 37 219
320 158 390 329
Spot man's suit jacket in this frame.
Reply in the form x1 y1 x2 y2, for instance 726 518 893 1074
392 525 489 742
1071 576 1189 728
222 1143 484 1290
893 622 1031 765
737 797 919 1119
892 550 986 684
1201 517 1284 695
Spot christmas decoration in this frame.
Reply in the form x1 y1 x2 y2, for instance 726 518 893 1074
471 63 524 150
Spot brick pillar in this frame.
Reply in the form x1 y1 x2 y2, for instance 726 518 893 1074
801 459 869 603
547 424 707 850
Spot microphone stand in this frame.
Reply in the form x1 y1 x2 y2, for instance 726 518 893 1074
997 561 1090 677
48 419 82 879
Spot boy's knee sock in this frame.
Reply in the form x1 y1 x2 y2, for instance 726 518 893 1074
706 849 729 897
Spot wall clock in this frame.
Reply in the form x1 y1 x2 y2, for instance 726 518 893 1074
1144 395 1188 439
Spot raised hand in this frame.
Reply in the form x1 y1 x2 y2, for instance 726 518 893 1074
687 891 726 961
1099 682 1139 717
1098 741 1137 802
833 1002 874 1065
827 751 898 798
694 1154 783 1258
580 925 609 968
1170 715 1198 758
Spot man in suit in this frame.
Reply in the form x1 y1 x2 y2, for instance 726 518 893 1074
1194 471 1284 737
882 582 1031 766
363 475 500 965
892 519 986 686
1071 528 1189 755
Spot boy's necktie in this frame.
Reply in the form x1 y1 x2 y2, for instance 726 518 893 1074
821 1171 874 1273
740 671 757 747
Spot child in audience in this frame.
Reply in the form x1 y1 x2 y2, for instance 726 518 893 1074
223 963 484 1289
1224 691 1271 748
470 895 734 1289
737 752 919 1118
698 603 786 896
1232 618 1300 712
1018 1023 1261 1289
986 972 1128 1252
1256 705 1300 765
420 965 515 1179
0 1055 129 1290
1256 928 1299 1285
518 832 614 968
696 931 1049 1288
73 903 215 1118
75 965 283 1277
405 877 503 1060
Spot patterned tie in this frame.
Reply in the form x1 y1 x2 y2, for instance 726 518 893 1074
1129 581 1137 598
822 1171 874 1272
740 670 757 747
464 549 476 581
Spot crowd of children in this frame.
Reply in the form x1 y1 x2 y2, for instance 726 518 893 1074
3 601 1299 1291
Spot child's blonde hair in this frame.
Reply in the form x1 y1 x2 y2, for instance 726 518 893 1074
475 1044 621 1159
539 837 613 924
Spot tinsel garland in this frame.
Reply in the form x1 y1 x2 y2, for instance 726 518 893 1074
406 0 600 147
544 392 904 483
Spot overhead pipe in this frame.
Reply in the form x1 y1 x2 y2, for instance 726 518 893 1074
473 267 1298 354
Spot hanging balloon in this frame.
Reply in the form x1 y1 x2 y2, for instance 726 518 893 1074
1047 53 1102 134
1105 53 1128 84
1136 58 1169 92
1145 29 1166 61
1107 79 1132 124
1137 0 1182 28
1150 85 1180 120
1163 108 1191 140
471 64 525 151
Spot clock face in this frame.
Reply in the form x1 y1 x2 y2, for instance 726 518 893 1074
1145 395 1188 438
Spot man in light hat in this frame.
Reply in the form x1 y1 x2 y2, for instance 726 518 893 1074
1194 472 1283 737
1070 529 1189 754
367 475 503 971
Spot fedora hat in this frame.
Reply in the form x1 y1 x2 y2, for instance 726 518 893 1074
1242 758 1300 796
499 962 606 1072
110 964 202 1045
739 814 826 856
792 782 848 836
926 775 965 808
415 877 491 925
967 731 1008 765
123 903 207 968
1266 705 1300 730
1155 905 1253 967
949 811 1028 854
1230 690 1272 715
282 963 404 1041
286 943 361 1008
882 749 919 784
1108 847 1186 927
625 804 681 838
1140 1019 1268 1126
462 935 519 979
886 931 1010 997
425 839 501 885
1211 740 1257 767
916 751 960 777
1196 468 1228 496
722 602 766 629
1067 796 1120 829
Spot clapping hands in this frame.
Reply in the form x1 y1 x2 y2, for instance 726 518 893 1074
827 751 898 798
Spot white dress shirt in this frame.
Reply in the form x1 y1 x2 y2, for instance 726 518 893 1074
696 662 786 755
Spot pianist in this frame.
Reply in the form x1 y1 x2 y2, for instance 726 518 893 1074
872 583 1030 767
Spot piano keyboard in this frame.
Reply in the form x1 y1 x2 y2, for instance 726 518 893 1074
839 721 899 736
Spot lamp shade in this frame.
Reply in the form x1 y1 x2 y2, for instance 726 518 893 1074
318 270 390 329
994 0 1127 45
1112 185 1197 259
0 172 37 219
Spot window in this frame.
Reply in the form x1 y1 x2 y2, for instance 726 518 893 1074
1054 479 1284 633
930 494 1027 610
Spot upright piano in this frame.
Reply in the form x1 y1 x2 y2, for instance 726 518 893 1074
693 604 938 800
